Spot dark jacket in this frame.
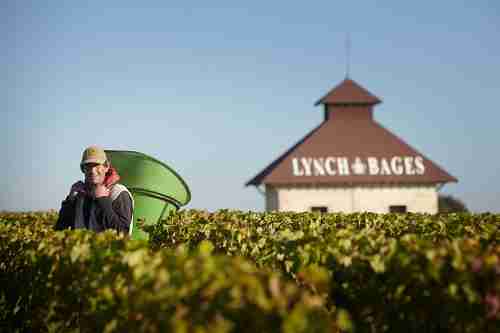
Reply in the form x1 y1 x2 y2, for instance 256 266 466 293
55 188 133 234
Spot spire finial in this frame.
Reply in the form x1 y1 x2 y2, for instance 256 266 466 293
345 32 351 79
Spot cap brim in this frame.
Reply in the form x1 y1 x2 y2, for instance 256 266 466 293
81 158 106 165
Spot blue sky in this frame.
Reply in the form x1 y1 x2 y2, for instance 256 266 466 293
2 1 499 212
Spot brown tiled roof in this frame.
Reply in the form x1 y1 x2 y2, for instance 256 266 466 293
247 78 457 186
246 119 457 185
314 78 382 106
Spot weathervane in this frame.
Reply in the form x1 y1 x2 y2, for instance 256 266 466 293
345 32 351 79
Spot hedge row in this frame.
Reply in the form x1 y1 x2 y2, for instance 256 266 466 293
2 210 499 332
0 215 335 333
147 210 500 332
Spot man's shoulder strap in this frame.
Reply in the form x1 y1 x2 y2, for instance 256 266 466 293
110 183 133 203
109 183 135 236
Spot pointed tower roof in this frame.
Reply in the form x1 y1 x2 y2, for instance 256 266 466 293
314 78 382 106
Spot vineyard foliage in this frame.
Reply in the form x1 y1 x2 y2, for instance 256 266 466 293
0 212 332 333
1 210 500 332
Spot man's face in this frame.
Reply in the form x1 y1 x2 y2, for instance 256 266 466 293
82 163 110 185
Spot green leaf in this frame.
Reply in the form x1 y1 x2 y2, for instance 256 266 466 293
198 240 215 256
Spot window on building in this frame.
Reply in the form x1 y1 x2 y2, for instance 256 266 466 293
389 205 407 213
311 206 328 213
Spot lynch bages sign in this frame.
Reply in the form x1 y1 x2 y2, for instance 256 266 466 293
291 156 425 177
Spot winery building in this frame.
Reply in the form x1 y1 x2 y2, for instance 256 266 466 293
246 78 457 213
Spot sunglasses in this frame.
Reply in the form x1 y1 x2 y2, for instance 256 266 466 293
81 163 106 172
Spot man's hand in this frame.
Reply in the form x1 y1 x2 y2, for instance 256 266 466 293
67 181 85 200
93 184 110 198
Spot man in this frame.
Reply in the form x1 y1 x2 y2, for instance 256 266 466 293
55 146 134 234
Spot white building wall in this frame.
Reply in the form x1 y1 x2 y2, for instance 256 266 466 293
266 184 438 213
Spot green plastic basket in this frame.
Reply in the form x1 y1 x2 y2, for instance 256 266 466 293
105 150 191 240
